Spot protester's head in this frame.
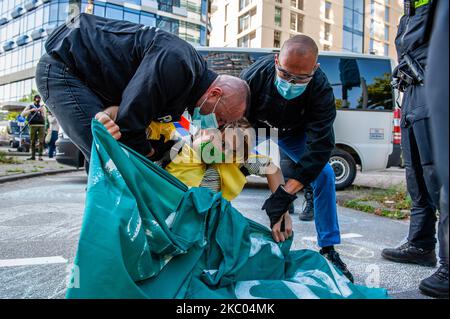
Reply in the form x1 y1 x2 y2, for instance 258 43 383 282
34 94 41 104
274 35 319 100
196 75 250 127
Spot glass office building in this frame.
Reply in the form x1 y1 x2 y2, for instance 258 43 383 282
0 0 209 103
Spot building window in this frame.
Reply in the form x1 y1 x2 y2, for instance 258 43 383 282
140 12 156 27
323 44 331 51
238 8 256 34
324 23 331 41
290 12 303 33
237 31 255 47
274 30 281 48
325 1 332 19
343 0 364 53
224 3 228 21
124 9 140 24
384 43 389 56
291 0 304 10
385 6 389 22
239 0 252 11
105 4 123 20
158 0 174 13
274 6 282 27
384 25 389 41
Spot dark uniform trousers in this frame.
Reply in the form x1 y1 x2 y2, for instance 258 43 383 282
426 0 449 266
401 84 442 256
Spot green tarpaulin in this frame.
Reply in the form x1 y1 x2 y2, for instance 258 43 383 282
66 120 388 299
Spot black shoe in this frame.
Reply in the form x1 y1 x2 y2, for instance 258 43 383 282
381 242 437 267
26 157 35 161
320 249 354 283
299 187 314 221
419 264 449 299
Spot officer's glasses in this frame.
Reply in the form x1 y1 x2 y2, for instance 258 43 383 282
275 63 318 84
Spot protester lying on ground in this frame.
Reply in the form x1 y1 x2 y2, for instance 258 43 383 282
96 106 293 243
36 13 250 164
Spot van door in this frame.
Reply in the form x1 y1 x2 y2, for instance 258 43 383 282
319 55 395 172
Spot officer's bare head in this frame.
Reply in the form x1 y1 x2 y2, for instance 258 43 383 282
276 35 319 82
197 75 250 127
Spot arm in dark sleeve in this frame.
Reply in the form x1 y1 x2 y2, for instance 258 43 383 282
290 77 337 185
116 49 194 156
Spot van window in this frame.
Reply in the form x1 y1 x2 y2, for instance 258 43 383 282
318 56 394 111
198 51 271 77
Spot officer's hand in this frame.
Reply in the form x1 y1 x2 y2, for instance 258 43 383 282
262 185 297 228
271 212 293 243
95 111 121 140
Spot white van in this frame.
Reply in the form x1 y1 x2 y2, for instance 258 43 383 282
197 48 401 189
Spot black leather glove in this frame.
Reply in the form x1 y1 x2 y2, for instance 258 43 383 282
262 185 297 228
148 136 176 162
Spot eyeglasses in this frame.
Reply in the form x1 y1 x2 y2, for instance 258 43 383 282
275 63 318 84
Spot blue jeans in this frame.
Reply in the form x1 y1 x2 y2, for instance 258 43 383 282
36 53 105 160
278 133 341 248
48 130 58 158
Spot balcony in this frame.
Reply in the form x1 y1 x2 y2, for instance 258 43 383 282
24 0 38 12
16 35 29 46
31 28 46 40
0 17 8 26
11 7 24 19
2 41 14 52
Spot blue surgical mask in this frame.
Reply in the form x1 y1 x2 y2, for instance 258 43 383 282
192 95 221 129
275 76 308 100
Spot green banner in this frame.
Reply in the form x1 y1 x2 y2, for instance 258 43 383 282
66 120 388 299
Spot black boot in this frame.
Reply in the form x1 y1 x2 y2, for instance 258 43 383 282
320 248 354 283
381 242 437 267
419 264 449 299
300 185 314 221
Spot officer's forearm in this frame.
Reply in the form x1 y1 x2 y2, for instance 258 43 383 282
284 178 304 194
266 166 284 193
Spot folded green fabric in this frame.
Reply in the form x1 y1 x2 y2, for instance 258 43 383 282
66 120 388 299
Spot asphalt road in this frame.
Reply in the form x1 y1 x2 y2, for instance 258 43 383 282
0 171 439 299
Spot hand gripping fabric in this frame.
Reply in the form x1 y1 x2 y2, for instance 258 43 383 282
262 185 298 228
65 120 389 299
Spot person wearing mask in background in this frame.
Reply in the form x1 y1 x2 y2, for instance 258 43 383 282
21 94 46 161
382 1 445 297
240 35 354 283
46 110 60 159
36 13 249 164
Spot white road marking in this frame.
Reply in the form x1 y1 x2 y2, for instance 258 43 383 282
302 233 363 242
0 256 67 268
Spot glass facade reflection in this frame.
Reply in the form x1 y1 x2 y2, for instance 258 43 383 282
343 0 364 53
0 0 208 102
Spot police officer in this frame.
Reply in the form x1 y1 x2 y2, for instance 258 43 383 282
420 0 448 299
382 0 443 285
36 13 249 161
241 35 354 282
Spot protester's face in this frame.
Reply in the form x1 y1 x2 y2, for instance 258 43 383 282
34 97 41 104
275 52 319 84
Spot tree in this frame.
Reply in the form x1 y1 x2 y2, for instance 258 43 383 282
19 89 40 103
358 73 393 110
